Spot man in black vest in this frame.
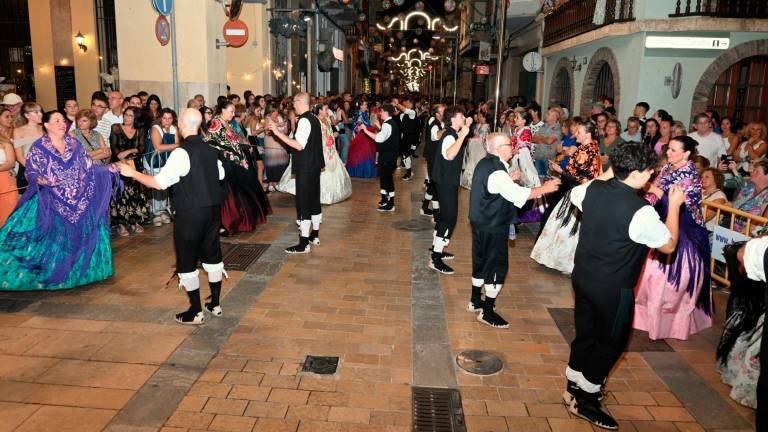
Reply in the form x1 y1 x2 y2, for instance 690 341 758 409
429 108 472 275
564 141 684 429
421 104 445 218
469 133 560 328
395 98 418 181
360 103 398 211
270 92 325 254
118 108 226 325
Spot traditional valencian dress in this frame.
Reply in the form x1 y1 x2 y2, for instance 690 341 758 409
206 116 271 234
0 134 120 290
633 160 712 340
530 139 602 274
346 110 377 178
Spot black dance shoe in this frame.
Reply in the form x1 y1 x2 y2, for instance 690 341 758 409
308 230 320 245
565 395 618 430
402 169 413 181
466 298 484 312
204 303 223 317
175 310 205 325
285 238 311 254
428 255 454 274
477 310 509 329
378 199 395 212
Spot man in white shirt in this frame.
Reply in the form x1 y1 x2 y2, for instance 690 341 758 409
469 132 560 328
360 104 399 211
621 116 642 142
117 108 226 325
395 99 418 181
95 91 124 142
565 141 684 430
689 112 726 167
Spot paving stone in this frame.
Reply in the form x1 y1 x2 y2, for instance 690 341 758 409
14 406 116 432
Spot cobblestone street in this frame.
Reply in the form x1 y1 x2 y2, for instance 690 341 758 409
0 162 756 432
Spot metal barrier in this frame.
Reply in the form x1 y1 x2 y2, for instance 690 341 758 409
703 200 768 287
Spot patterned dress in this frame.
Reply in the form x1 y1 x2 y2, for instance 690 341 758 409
0 135 120 290
634 160 712 340
530 140 602 274
206 116 271 234
110 124 150 226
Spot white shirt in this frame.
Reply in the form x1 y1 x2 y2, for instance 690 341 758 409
375 122 392 143
621 131 642 142
155 147 225 190
487 158 531 208
689 131 726 167
570 181 672 248
531 121 544 135
400 109 416 121
96 110 123 142
744 237 768 282
294 117 312 150
429 117 442 141
441 135 456 159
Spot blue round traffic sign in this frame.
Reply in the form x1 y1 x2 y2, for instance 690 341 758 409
152 0 173 16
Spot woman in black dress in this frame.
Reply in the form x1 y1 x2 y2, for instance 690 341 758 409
110 106 150 236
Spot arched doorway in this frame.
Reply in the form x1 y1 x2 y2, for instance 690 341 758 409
550 66 572 113
691 39 768 125
593 63 614 103
579 47 620 117
707 55 768 124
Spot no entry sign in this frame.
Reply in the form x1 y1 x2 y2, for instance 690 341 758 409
155 15 170 46
223 19 249 48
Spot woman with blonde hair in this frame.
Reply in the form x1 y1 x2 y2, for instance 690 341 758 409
734 121 768 173
12 102 43 189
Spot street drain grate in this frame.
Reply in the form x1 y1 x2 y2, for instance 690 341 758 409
301 356 339 375
412 387 465 432
223 243 269 271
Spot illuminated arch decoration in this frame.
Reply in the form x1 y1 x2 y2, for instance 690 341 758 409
388 48 437 63
376 11 458 32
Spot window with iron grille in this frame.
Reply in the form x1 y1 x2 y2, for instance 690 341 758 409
593 62 614 103
552 67 571 113
708 55 768 125
95 0 118 85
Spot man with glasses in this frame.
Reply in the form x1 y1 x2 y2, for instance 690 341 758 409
90 94 108 123
469 133 560 328
689 112 725 167
95 91 124 141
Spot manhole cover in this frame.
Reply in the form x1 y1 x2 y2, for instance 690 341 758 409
392 219 433 232
412 387 465 432
223 243 269 271
456 350 504 376
302 356 339 375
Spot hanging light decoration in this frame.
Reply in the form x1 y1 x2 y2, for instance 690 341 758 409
382 0 392 10
444 0 456 13
415 1 425 11
393 0 405 6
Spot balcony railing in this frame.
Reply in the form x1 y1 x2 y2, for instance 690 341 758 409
670 0 768 18
543 0 635 47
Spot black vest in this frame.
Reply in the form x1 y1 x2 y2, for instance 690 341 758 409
171 135 222 212
401 110 418 137
291 111 325 174
378 118 399 165
573 179 650 289
424 117 443 163
431 127 464 186
469 155 519 233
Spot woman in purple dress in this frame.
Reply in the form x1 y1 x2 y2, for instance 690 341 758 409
0 111 120 291
634 135 712 340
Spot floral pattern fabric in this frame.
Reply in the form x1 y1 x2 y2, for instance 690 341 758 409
206 117 250 170
645 161 705 226
565 139 602 183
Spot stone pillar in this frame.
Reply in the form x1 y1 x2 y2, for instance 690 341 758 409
227 1 274 97
28 0 100 110
115 0 227 110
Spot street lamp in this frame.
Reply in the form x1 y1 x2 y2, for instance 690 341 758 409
75 31 87 52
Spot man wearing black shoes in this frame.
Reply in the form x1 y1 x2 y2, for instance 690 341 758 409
564 141 683 429
360 104 398 212
428 108 472 274
395 98 418 181
270 92 325 253
469 133 560 328
118 108 226 325
421 104 445 218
